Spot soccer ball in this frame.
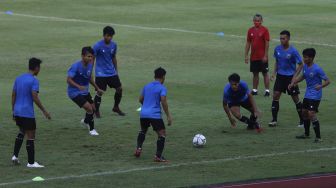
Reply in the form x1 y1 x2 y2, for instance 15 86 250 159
193 134 206 147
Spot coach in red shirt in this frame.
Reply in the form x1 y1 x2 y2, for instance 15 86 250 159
244 14 270 96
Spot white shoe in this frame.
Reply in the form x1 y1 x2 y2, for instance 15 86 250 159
80 119 89 129
89 129 99 136
12 155 20 165
27 162 44 168
298 124 304 128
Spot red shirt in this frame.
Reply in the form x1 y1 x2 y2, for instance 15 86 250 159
247 25 270 61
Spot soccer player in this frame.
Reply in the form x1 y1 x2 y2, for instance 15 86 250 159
67 46 104 136
222 73 262 132
269 30 304 127
289 48 330 143
245 13 270 96
134 67 172 162
11 57 51 168
93 26 125 118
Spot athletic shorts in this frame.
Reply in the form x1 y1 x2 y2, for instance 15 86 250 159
15 116 36 131
140 118 165 132
303 98 320 112
71 93 94 108
95 76 122 91
228 99 252 110
250 60 269 73
274 74 300 95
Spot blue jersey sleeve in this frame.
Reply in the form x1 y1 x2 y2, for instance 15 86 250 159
113 44 117 57
32 78 39 92
67 64 77 78
160 87 167 97
273 48 277 59
318 67 328 81
293 48 302 64
93 42 99 56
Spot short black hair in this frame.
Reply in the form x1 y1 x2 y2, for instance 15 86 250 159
103 26 115 36
29 57 42 70
254 13 263 20
81 46 94 56
280 30 290 38
228 73 240 83
302 48 316 58
154 67 166 79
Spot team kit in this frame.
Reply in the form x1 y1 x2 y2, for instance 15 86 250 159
11 15 330 167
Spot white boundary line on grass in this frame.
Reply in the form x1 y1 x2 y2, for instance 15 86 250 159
1 147 336 186
1 11 336 48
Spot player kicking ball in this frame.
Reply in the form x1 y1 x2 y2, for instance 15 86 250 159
289 48 330 143
222 73 262 132
134 67 172 162
67 47 104 136
11 58 51 168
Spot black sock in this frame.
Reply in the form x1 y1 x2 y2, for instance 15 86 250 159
114 91 122 108
84 112 94 131
156 136 165 158
26 139 35 164
271 100 279 121
250 114 257 122
94 95 101 112
312 120 321 139
239 116 254 126
303 120 310 136
137 130 147 149
13 132 24 157
296 102 303 123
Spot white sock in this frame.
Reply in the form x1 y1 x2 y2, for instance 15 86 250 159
265 89 270 92
252 89 258 92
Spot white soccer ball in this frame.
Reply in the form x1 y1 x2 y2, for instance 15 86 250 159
193 134 206 147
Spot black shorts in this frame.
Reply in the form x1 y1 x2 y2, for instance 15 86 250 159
303 98 320 112
274 74 300 95
15 116 36 131
228 99 252 110
71 93 94 108
250 60 269 73
95 76 122 91
140 118 165 132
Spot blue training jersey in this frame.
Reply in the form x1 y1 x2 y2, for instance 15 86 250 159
140 81 167 119
303 63 328 100
274 45 302 76
93 39 118 77
67 60 93 99
13 73 39 118
223 80 249 104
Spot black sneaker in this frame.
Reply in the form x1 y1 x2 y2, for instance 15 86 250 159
154 155 168 162
112 107 126 116
264 91 270 97
313 138 322 143
251 90 258 96
296 134 310 139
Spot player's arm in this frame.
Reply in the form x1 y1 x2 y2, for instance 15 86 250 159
161 96 172 126
316 69 330 91
89 75 103 95
222 101 236 127
139 95 144 105
289 74 304 90
244 40 251 64
32 91 51 119
263 40 269 63
67 76 86 91
293 63 303 80
112 56 118 73
11 90 16 120
271 59 278 81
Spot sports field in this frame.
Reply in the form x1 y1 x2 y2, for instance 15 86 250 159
0 0 335 187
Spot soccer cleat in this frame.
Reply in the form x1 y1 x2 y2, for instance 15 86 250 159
112 107 125 116
251 90 258 96
11 156 20 165
80 119 89 129
314 138 323 143
255 122 263 133
154 155 168 162
95 111 101 118
264 91 270 97
27 162 44 168
89 129 99 136
298 123 304 128
268 121 277 127
296 134 310 139
134 148 142 158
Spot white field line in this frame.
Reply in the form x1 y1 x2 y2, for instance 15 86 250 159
1 11 336 48
0 147 336 186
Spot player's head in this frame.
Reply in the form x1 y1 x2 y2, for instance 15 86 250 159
81 46 94 64
280 30 290 46
154 67 166 83
29 57 42 75
103 26 115 43
228 73 240 91
302 48 316 65
253 14 263 28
